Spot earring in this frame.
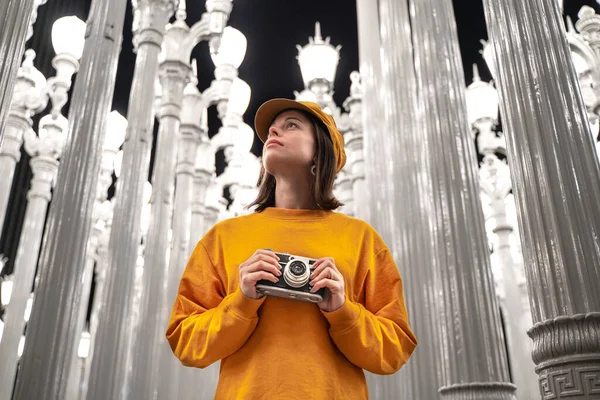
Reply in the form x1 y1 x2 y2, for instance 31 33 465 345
310 165 316 176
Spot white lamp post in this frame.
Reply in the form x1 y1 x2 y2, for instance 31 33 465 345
297 22 341 111
211 77 252 162
48 16 86 118
66 110 127 399
210 26 247 117
0 50 47 234
466 64 539 400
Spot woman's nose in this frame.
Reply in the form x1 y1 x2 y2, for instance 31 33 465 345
268 125 281 137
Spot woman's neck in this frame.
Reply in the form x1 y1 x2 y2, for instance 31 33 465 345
273 173 319 210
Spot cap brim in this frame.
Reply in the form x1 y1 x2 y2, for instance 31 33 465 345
254 98 319 143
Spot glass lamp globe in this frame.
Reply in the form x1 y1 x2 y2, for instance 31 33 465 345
234 122 255 154
297 22 341 87
465 64 499 125
105 111 128 151
228 78 251 116
211 26 247 68
52 16 87 60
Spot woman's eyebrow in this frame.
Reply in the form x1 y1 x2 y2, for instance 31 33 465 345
270 116 304 126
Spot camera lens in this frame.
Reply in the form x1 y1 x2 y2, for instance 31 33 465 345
283 260 310 288
289 261 306 276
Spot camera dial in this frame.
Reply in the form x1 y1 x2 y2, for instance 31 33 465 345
283 260 310 288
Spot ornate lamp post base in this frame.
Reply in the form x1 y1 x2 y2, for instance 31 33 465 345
439 382 517 400
528 313 600 399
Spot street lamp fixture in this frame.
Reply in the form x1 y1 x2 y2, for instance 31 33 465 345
105 111 128 151
297 22 341 99
49 16 87 118
465 63 499 126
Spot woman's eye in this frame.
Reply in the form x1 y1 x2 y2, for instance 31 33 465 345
286 122 298 129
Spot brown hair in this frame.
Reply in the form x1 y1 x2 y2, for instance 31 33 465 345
247 109 343 212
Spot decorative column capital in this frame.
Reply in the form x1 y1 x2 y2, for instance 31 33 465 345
1 111 31 163
157 61 190 119
27 155 59 202
132 0 176 50
23 115 68 161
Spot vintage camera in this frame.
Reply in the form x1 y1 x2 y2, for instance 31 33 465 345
256 250 325 303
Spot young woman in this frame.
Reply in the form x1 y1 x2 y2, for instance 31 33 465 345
166 99 417 399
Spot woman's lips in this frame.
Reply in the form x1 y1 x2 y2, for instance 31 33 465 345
265 140 283 148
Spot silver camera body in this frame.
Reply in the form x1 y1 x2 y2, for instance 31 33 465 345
255 250 325 303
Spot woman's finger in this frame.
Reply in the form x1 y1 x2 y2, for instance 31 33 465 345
311 278 341 293
310 266 340 286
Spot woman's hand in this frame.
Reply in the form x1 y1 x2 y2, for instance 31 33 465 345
239 250 282 299
310 257 346 312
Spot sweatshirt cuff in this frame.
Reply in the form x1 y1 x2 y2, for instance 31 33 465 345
227 288 266 319
322 299 362 332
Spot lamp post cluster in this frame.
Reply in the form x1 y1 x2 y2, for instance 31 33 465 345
0 0 252 398
293 22 365 218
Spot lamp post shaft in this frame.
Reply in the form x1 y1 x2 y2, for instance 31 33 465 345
157 124 200 400
129 61 188 399
409 0 516 398
10 0 128 396
482 0 600 397
0 110 29 232
0 155 58 400
81 216 112 400
478 121 539 400
84 2 175 399
0 0 35 147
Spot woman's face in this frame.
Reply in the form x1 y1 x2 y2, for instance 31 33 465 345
262 110 316 175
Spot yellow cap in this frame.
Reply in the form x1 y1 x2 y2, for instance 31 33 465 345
254 98 347 173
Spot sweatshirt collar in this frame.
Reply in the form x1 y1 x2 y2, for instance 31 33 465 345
258 207 333 220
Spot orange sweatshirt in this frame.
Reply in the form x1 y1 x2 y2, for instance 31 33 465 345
166 207 417 399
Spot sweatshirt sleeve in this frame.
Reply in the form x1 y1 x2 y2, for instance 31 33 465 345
165 241 266 368
321 247 417 375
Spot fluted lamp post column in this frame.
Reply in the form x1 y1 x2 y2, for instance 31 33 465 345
343 73 365 219
66 110 127 400
409 0 516 398
129 2 233 398
0 50 47 233
189 133 214 253
157 59 206 400
482 0 600 398
0 0 37 145
0 112 68 400
80 198 114 400
83 1 177 398
466 64 539 400
12 0 129 396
